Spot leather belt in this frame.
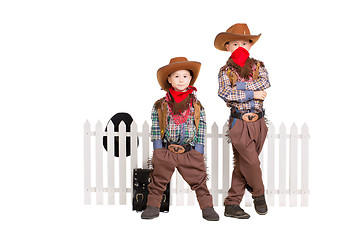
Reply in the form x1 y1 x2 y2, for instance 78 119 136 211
163 142 193 154
231 109 265 123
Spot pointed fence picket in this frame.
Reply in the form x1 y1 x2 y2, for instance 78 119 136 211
267 123 275 206
301 124 309 207
279 123 287 206
95 121 103 205
84 120 310 207
107 121 115 205
118 121 127 205
290 123 298 207
211 123 219 206
83 121 91 204
222 123 230 204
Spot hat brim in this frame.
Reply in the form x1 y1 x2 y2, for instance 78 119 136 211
157 61 201 91
214 32 261 51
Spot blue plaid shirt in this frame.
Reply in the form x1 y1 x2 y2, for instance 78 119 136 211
218 63 271 113
151 98 206 153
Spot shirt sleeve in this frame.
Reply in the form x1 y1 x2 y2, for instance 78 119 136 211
218 68 254 103
194 108 206 153
151 104 161 142
236 65 271 91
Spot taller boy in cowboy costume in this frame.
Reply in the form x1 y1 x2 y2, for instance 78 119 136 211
141 57 219 221
214 23 271 218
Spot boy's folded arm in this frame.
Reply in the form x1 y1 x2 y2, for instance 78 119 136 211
236 66 271 91
218 69 253 103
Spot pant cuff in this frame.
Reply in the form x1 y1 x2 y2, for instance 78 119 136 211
146 194 162 208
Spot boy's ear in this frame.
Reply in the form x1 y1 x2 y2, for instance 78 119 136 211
225 44 230 51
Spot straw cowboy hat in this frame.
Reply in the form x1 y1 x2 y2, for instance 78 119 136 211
157 57 201 91
214 23 261 51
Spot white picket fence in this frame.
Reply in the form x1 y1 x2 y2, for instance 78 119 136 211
84 120 309 207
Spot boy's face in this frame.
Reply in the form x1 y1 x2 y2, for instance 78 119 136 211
226 39 253 53
167 69 192 92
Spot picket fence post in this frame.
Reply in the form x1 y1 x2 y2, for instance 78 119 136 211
267 122 275 206
279 123 287 206
289 123 298 207
95 121 103 205
84 120 309 207
142 121 150 169
222 123 230 204
84 120 91 204
301 124 309 206
176 171 185 206
211 122 219 206
107 121 115 205
119 121 126 204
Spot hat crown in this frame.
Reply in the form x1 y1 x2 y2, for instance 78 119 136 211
227 23 250 36
169 57 188 64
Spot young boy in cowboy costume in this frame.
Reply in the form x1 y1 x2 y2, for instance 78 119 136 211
214 23 271 218
141 57 219 221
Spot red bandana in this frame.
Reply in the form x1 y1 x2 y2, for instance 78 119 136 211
165 86 197 125
169 86 197 103
230 47 249 67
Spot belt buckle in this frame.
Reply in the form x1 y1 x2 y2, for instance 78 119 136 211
242 113 258 122
135 193 144 202
168 144 185 154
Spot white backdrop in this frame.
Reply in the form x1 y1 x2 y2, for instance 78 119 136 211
1 0 359 239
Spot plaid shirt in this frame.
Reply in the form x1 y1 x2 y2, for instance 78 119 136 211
151 99 206 146
218 62 270 113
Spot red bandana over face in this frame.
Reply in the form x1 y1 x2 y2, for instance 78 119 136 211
230 47 250 67
169 86 197 103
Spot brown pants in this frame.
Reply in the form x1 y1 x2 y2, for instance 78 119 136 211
224 117 268 205
147 148 213 210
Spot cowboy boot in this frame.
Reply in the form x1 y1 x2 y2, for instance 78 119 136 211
202 207 220 221
252 194 268 215
141 206 160 219
224 205 250 219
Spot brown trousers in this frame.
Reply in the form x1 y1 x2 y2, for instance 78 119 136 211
147 148 213 210
224 117 268 206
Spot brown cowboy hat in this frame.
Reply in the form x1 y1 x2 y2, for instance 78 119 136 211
157 57 201 91
214 23 261 51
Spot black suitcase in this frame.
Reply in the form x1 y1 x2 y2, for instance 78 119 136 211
132 168 170 212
